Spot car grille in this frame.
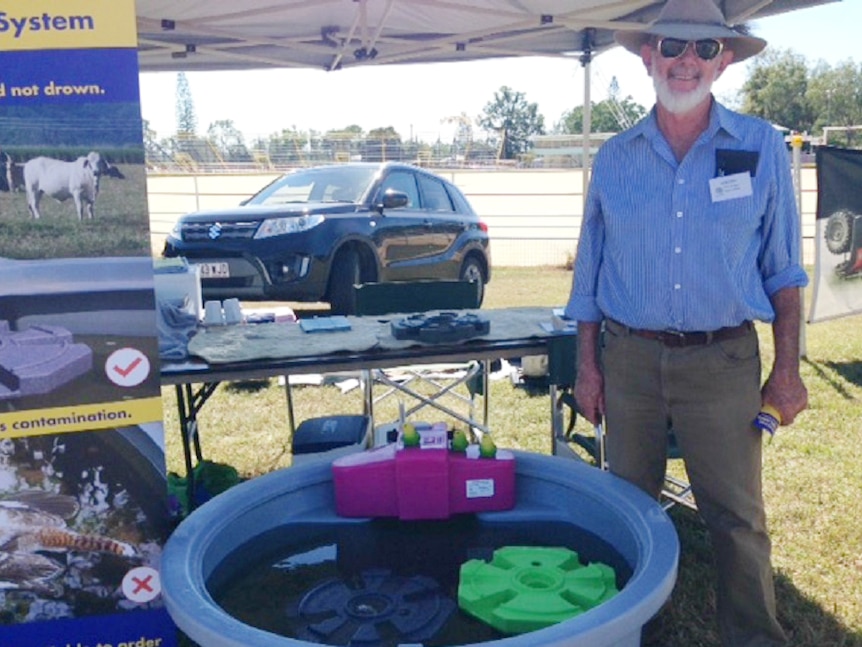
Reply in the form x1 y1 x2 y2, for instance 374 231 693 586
201 277 255 288
181 221 258 242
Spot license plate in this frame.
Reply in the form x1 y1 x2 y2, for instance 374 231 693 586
195 262 230 279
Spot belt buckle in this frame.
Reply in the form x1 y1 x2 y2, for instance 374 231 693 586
658 329 693 347
661 329 686 345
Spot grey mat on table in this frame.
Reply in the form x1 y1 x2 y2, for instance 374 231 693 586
187 307 557 365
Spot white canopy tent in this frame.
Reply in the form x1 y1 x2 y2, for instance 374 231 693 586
135 0 835 74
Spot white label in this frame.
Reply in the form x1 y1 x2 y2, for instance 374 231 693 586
195 262 230 278
419 429 448 449
465 478 495 499
709 172 752 202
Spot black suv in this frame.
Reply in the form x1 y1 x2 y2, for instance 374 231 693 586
162 163 491 314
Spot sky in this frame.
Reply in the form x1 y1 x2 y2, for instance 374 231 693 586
138 2 860 144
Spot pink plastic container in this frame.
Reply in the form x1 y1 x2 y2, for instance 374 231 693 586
332 445 398 518
332 444 515 520
395 447 450 519
448 450 515 514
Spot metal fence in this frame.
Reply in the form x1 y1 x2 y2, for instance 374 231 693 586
145 134 598 173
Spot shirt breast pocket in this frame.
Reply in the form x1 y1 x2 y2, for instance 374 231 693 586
711 190 764 243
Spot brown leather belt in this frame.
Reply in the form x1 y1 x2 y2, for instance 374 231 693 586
607 319 753 348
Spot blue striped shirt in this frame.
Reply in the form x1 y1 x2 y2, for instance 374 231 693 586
565 100 808 331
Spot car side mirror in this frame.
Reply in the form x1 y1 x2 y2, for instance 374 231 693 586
376 188 409 213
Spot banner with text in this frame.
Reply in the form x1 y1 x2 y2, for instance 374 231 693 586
0 2 176 645
809 146 862 323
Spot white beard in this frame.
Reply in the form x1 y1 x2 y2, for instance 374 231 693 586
651 58 716 114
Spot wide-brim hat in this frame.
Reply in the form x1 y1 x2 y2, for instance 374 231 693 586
615 0 766 63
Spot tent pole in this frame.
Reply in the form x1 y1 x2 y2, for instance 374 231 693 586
790 133 807 358
580 29 595 211
582 60 591 201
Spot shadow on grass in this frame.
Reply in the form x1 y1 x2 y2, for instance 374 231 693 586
821 359 862 389
513 374 553 397
803 357 860 398
224 378 271 393
645 507 862 647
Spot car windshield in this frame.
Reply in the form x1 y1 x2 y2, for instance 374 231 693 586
248 166 378 206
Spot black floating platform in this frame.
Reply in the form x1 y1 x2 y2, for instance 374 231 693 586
391 311 490 343
289 568 455 646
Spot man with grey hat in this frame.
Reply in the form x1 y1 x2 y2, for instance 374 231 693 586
565 0 807 645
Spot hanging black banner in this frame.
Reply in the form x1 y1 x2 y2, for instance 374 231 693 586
808 146 862 322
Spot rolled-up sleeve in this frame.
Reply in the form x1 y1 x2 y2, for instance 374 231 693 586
759 128 809 296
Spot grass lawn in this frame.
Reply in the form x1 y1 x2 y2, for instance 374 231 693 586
0 163 151 259
161 266 862 647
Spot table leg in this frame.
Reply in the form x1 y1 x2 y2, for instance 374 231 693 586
482 359 490 430
175 381 220 513
363 370 374 421
284 377 296 436
550 382 561 454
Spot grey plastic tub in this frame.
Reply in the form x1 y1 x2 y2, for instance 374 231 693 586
161 451 679 647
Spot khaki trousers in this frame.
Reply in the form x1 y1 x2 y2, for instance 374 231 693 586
602 322 786 647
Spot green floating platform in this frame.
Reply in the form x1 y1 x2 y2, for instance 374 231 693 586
458 546 619 635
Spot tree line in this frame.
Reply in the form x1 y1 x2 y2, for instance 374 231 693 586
741 49 862 145
153 53 862 167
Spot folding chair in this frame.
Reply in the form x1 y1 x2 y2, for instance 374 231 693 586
352 279 488 439
283 280 482 461
353 279 480 316
548 331 697 511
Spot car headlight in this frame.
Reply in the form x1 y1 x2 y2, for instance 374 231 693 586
254 214 325 239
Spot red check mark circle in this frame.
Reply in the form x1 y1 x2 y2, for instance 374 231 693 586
106 348 150 387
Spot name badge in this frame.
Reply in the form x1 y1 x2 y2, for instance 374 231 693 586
709 172 752 202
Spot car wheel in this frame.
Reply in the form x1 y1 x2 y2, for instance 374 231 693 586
328 249 361 315
459 256 485 307
824 209 855 255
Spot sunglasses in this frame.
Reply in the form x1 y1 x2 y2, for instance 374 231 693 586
657 37 724 61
